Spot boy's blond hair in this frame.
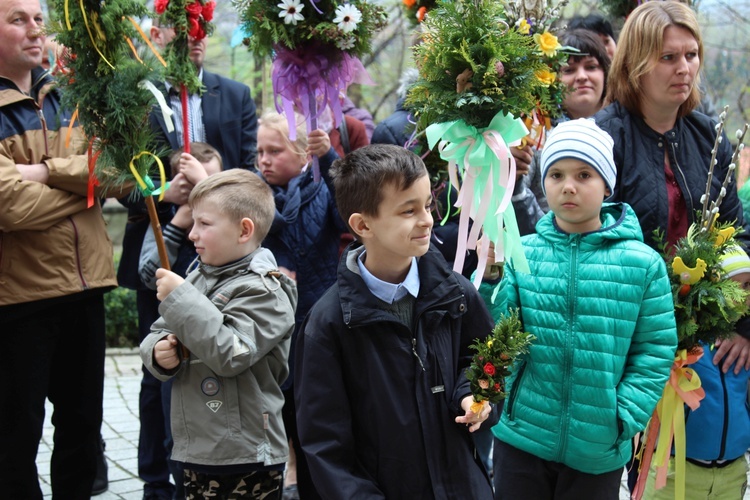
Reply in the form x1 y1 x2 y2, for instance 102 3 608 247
258 111 308 165
189 169 275 243
169 142 223 177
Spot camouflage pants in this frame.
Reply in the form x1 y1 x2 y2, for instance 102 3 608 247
184 469 283 499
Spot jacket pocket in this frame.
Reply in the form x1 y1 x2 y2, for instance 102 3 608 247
506 361 527 422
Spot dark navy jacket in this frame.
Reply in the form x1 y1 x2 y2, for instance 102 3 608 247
295 243 494 499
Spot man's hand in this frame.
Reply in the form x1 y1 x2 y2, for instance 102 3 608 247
512 145 533 181
455 395 492 433
162 172 192 205
307 129 332 158
155 268 185 301
16 163 50 184
154 333 180 370
713 335 750 374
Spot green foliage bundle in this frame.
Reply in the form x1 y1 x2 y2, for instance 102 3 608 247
156 0 215 93
50 0 162 188
406 0 570 130
466 309 534 408
234 0 387 59
656 223 749 351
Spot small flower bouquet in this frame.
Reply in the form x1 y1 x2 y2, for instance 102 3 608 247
466 309 535 414
235 0 386 179
406 0 573 283
632 108 750 500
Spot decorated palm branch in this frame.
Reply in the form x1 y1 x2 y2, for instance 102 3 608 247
405 0 573 285
234 0 386 180
155 0 215 155
51 0 174 268
632 107 750 500
466 309 534 413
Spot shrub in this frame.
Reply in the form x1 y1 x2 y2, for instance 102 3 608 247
104 286 140 348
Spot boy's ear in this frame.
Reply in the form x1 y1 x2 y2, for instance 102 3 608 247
605 187 611 199
238 217 255 243
348 212 370 240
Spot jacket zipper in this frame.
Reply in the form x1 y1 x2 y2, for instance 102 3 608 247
506 361 527 421
69 217 88 289
556 237 579 462
670 141 694 225
37 108 49 156
410 293 464 372
718 369 728 459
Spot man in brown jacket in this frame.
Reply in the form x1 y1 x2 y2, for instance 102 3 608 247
0 0 120 498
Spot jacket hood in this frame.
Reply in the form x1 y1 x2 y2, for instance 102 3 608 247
536 202 644 248
200 246 298 311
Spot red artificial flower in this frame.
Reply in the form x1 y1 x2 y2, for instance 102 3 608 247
185 1 203 18
483 362 496 376
494 383 501 391
202 1 216 22
154 0 169 14
187 17 205 39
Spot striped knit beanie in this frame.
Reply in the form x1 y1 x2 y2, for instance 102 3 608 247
540 118 617 199
720 245 750 278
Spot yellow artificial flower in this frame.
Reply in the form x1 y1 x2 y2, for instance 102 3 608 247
535 68 556 87
533 31 561 57
516 19 531 35
487 340 493 348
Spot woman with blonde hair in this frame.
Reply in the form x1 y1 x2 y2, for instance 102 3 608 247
595 0 750 437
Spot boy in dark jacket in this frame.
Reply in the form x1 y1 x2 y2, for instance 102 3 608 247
294 144 495 499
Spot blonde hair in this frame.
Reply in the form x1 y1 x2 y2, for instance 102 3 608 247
257 111 308 165
189 169 275 243
606 1 703 118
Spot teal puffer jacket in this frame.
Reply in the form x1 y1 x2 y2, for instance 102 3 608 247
487 202 677 474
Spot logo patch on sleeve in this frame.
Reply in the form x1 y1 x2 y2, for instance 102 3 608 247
206 400 223 413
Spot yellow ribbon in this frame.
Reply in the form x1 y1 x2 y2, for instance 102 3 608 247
128 151 168 202
64 0 72 30
79 0 115 70
652 348 705 500
470 399 487 415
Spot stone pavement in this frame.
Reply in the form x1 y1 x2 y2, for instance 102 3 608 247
35 348 749 499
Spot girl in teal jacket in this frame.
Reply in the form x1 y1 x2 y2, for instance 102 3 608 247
484 119 678 499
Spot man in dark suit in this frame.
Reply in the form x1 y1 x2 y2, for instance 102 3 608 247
117 20 258 500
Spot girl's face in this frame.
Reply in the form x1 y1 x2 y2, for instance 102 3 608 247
257 126 306 187
560 56 605 119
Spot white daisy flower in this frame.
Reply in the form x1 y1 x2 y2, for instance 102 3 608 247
277 0 304 25
336 36 356 50
333 4 362 33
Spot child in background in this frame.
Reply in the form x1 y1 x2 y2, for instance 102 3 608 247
485 119 678 499
643 246 750 500
295 144 495 499
256 111 346 500
139 142 222 288
140 169 297 499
